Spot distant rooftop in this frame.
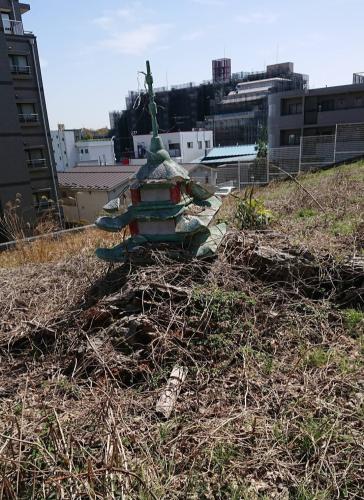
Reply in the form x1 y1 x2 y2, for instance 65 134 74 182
59 165 139 191
204 144 257 159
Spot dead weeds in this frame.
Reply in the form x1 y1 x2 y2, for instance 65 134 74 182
0 228 363 499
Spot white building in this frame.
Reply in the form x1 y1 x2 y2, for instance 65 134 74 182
51 125 79 171
132 130 213 165
51 124 116 171
76 139 115 166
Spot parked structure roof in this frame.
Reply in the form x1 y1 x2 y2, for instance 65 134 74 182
204 144 257 159
66 164 140 174
203 155 257 164
58 167 137 191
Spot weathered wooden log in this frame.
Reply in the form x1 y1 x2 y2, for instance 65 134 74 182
156 365 187 419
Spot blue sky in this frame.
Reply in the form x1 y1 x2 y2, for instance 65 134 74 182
26 0 364 129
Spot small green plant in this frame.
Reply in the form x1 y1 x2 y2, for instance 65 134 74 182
14 402 23 415
296 208 317 218
303 347 330 368
233 188 272 230
292 484 331 500
191 287 255 324
342 309 364 338
296 417 332 460
211 442 239 471
331 220 355 236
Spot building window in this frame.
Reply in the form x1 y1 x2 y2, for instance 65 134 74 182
288 102 302 114
288 134 297 145
198 141 202 149
25 148 46 169
80 149 84 154
187 142 193 148
319 99 335 112
280 129 301 146
9 54 30 75
205 140 211 148
168 143 181 157
355 96 363 107
17 103 38 123
85 148 89 153
337 98 345 108
281 98 303 116
33 190 52 210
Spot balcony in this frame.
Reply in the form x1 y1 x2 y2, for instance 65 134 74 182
18 113 39 124
10 64 31 75
1 19 24 35
27 158 46 169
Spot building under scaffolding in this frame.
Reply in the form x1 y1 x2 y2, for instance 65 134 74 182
113 61 308 160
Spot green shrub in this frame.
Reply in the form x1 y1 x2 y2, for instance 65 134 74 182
233 188 272 229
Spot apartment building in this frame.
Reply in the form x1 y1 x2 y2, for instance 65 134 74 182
268 78 364 147
205 63 309 146
132 130 213 164
0 0 59 228
51 124 116 171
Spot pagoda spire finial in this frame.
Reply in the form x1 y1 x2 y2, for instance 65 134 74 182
145 60 159 138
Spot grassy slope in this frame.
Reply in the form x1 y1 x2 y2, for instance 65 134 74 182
0 161 363 499
221 160 364 259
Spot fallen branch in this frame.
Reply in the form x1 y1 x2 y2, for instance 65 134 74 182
156 365 187 419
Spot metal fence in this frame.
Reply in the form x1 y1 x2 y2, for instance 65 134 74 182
216 159 268 190
216 122 364 190
268 122 364 182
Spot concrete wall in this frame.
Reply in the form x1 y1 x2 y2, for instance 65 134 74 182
61 189 108 224
61 181 130 224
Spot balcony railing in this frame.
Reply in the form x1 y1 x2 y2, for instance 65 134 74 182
10 64 31 75
18 113 39 123
1 19 24 35
27 159 46 169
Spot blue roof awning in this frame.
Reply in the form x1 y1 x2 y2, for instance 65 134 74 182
204 144 257 160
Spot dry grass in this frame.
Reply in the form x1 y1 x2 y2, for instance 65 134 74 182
221 160 364 259
0 162 363 498
0 228 120 268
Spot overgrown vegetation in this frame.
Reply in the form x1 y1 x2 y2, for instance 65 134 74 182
0 160 363 498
